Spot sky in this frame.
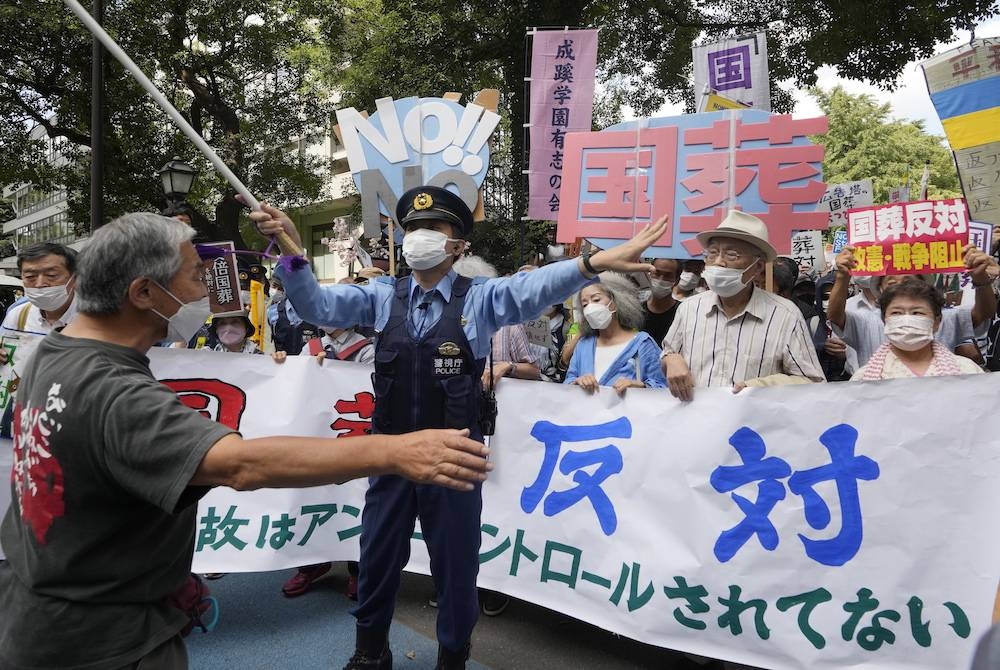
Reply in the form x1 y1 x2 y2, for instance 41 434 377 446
636 16 1000 137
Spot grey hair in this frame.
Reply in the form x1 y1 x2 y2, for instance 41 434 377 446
452 254 497 279
76 212 196 315
577 272 644 337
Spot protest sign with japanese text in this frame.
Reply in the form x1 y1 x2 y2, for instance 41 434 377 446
816 179 873 228
846 198 970 275
200 241 243 314
557 110 828 258
335 96 500 237
4 349 989 669
526 29 599 220
790 231 824 274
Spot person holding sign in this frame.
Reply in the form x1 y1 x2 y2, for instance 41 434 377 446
0 213 493 670
251 187 666 670
660 211 825 401
850 279 983 379
826 244 997 369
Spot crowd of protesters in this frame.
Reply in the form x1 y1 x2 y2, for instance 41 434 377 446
1 198 998 670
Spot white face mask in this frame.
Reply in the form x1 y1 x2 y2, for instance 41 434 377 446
216 324 247 347
25 283 71 312
884 314 935 351
703 262 756 298
677 271 699 291
821 299 830 312
402 228 457 270
583 302 615 330
151 283 212 343
649 278 675 298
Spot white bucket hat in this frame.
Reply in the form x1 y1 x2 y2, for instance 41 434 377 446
696 210 778 262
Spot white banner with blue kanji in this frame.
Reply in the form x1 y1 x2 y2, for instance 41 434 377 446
2 347 998 669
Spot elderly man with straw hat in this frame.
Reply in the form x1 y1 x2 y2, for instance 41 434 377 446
660 210 825 401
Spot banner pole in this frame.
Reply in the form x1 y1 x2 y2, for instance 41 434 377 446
62 0 302 256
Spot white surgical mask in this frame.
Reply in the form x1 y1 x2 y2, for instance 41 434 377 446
546 244 566 261
583 302 615 330
402 229 459 270
821 299 830 312
649 278 675 298
678 271 699 291
216 324 247 347
884 314 934 351
703 262 756 298
25 284 71 312
152 283 212 344
271 290 284 301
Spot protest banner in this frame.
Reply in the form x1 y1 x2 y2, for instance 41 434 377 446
846 198 970 275
335 95 501 237
557 109 828 258
692 32 771 112
200 241 243 314
526 28 599 220
9 348 994 670
922 37 1000 227
789 230 823 274
816 179 873 228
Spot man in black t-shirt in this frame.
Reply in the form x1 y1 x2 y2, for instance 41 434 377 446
641 258 681 346
0 213 491 670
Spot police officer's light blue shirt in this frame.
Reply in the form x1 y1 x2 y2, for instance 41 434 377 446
275 260 594 360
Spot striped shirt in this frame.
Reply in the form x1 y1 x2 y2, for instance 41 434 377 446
661 288 825 387
491 324 538 366
834 294 975 368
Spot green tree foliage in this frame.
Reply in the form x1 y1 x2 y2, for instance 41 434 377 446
0 0 334 246
810 86 962 203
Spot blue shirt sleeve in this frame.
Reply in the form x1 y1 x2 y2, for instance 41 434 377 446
275 263 393 331
466 259 594 359
637 334 667 388
562 335 594 384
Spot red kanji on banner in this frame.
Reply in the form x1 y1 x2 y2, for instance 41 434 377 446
557 125 677 245
162 379 247 430
679 115 829 255
331 392 376 438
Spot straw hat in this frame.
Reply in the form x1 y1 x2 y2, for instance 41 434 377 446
696 210 777 262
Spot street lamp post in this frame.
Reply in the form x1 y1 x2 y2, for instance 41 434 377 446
158 157 198 204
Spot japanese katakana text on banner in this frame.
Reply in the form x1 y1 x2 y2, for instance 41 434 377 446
846 198 970 275
3 348 988 670
556 109 828 258
693 32 771 113
526 28 599 220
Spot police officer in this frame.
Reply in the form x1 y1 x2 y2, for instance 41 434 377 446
252 187 667 670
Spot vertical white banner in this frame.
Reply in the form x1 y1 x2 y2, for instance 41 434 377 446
693 32 770 112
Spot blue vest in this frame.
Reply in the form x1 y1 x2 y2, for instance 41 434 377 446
371 276 485 441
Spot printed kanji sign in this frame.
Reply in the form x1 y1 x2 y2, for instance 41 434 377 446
200 241 243 315
557 109 828 258
846 199 970 275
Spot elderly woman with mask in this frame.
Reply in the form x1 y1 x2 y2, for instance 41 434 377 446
564 273 667 395
852 279 982 380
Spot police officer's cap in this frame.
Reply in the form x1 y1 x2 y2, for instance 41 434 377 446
396 186 474 238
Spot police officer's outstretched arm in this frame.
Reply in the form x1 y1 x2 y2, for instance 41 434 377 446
193 428 492 492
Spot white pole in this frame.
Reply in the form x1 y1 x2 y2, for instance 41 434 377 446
63 0 303 255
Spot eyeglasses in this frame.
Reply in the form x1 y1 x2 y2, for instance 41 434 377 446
704 249 754 265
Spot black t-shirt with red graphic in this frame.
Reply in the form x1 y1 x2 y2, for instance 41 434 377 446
0 331 233 670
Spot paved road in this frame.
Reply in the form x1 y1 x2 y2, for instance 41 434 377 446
186 564 699 669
